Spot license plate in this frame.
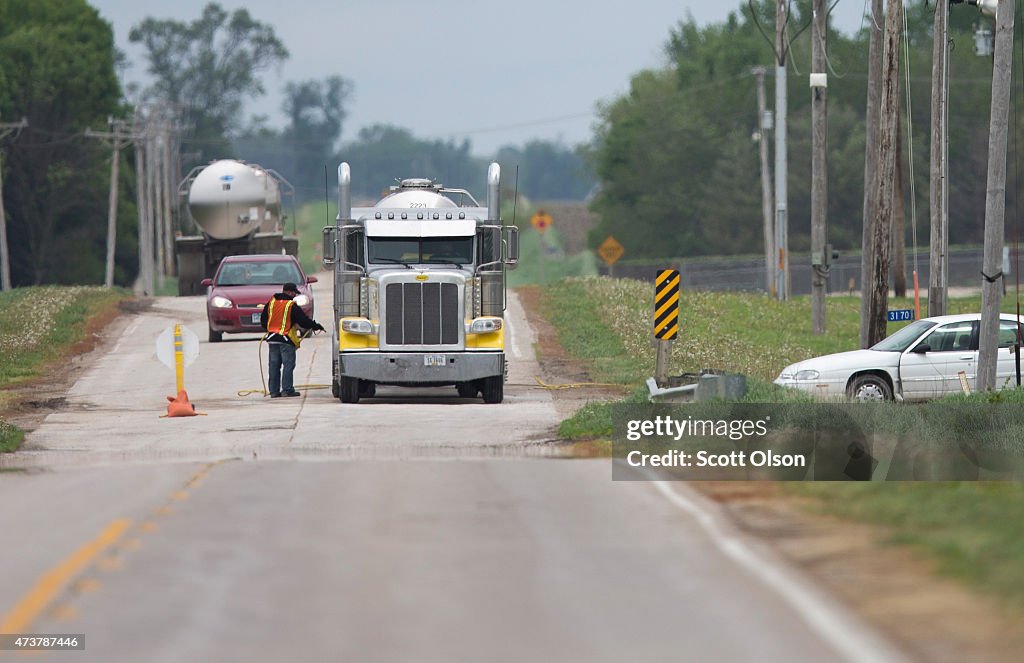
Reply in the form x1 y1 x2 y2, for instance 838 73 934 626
424 354 446 367
251 312 261 324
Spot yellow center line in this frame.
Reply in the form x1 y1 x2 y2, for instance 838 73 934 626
0 518 131 633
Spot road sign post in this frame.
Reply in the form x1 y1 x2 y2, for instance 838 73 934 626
156 323 200 417
654 269 680 385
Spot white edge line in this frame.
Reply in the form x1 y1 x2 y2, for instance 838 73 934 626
111 317 142 355
506 293 525 360
647 474 911 663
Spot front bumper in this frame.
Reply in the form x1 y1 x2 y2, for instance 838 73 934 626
340 351 503 384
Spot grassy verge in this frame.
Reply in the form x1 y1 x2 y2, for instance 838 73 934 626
0 285 128 452
538 275 1024 604
546 276 1024 438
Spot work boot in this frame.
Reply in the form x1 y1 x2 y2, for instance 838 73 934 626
283 391 300 397
270 392 282 398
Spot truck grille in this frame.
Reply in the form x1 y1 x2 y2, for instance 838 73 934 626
384 282 459 345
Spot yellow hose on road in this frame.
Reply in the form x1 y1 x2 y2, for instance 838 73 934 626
532 376 624 390
238 330 330 397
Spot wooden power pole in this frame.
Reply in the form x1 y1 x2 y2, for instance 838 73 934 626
811 0 828 334
753 66 775 295
85 119 142 288
929 0 950 316
977 0 1015 391
860 0 884 347
866 0 903 347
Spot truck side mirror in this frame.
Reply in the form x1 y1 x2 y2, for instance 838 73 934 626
503 226 519 267
322 226 337 266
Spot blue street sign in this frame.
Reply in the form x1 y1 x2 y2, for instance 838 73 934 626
887 309 914 322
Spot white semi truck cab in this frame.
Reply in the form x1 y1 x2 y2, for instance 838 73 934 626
322 162 518 403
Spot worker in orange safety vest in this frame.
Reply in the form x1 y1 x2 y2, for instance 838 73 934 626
260 282 324 397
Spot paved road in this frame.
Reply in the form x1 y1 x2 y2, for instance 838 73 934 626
0 282 905 662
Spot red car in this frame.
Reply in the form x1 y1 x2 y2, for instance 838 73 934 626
201 255 317 342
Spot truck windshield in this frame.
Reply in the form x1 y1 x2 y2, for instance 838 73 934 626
368 237 474 265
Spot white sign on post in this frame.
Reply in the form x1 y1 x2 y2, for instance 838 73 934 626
155 325 199 369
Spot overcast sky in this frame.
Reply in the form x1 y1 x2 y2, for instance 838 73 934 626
88 0 870 156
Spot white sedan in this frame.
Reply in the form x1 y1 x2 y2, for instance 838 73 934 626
774 314 1024 402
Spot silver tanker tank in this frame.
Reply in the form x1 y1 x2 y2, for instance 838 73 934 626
187 159 282 239
175 159 296 296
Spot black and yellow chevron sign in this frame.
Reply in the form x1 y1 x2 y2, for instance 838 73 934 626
654 269 680 340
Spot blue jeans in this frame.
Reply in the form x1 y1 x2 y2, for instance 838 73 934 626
268 342 296 395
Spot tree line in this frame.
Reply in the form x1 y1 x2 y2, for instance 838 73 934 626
0 1 593 288
587 0 1021 260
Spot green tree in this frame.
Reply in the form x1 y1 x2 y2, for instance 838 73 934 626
587 0 1015 263
495 140 594 201
234 76 353 202
0 0 125 285
129 2 288 163
338 125 485 201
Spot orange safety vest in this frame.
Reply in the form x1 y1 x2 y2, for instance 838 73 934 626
265 298 294 335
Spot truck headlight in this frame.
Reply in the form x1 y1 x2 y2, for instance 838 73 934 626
468 317 502 334
293 294 310 307
341 318 374 334
795 370 820 381
211 296 233 308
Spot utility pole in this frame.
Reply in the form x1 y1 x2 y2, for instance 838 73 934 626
860 0 884 347
929 0 951 316
134 111 154 296
866 0 903 347
753 66 775 295
774 0 790 300
161 114 175 277
810 0 828 334
0 117 28 291
977 0 1015 391
85 118 143 288
893 117 907 297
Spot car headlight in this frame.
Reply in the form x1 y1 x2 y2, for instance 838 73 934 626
468 317 502 334
293 294 310 307
795 370 820 381
341 318 374 334
211 296 233 308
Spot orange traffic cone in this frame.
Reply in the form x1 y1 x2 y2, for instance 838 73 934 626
165 390 198 417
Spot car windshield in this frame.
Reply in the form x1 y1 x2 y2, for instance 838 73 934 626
216 261 302 286
367 237 473 265
869 319 937 352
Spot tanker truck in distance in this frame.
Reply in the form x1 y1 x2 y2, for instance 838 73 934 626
322 162 519 403
175 159 297 295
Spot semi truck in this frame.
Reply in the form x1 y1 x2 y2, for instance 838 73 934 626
322 162 518 403
175 159 297 295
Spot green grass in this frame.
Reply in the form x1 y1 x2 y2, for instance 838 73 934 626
0 285 128 452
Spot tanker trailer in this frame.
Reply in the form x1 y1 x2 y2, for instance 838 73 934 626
175 159 298 295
